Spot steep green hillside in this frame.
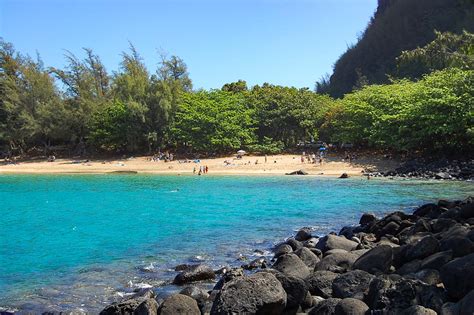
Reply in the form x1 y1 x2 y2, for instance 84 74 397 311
323 0 474 97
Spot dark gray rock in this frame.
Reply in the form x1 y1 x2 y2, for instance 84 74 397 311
405 235 440 261
459 202 474 219
440 302 460 315
377 221 401 239
400 305 437 315
274 244 293 257
414 204 440 218
339 173 349 178
309 298 341 315
353 245 393 274
335 298 369 315
459 289 474 315
295 247 320 269
316 235 359 253
367 277 446 313
179 286 210 313
273 253 310 279
397 259 422 275
173 264 215 285
158 294 200 315
274 272 308 310
306 270 338 298
135 298 158 315
431 218 457 233
332 270 375 300
100 290 155 315
439 225 474 257
286 238 303 251
315 252 359 273
301 291 313 310
359 213 377 226
408 269 441 286
440 253 474 299
304 237 320 249
295 227 312 241
420 251 453 271
210 272 286 315
213 267 244 290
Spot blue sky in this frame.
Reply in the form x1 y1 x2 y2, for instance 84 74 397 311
0 0 377 90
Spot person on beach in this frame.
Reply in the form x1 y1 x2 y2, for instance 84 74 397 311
205 165 208 173
193 167 196 174
265 155 267 163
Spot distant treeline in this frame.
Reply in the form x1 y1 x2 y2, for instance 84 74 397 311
317 0 474 97
0 30 473 157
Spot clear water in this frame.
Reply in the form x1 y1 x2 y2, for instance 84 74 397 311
0 175 472 313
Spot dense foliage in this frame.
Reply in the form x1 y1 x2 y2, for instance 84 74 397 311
322 68 473 152
318 0 474 97
1 28 473 157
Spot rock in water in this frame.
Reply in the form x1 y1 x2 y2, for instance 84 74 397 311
173 264 215 285
210 272 287 315
440 253 474 299
316 235 359 252
158 294 200 315
353 245 393 274
295 227 312 241
273 253 310 279
339 173 349 178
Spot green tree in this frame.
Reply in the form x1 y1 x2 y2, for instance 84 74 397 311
173 90 255 153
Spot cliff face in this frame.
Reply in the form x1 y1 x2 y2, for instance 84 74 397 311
325 0 474 98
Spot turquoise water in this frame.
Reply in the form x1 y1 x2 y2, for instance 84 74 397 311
0 175 472 312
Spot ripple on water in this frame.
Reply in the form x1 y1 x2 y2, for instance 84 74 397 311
0 175 472 312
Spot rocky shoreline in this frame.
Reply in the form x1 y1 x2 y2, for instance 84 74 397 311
368 158 474 181
97 196 474 315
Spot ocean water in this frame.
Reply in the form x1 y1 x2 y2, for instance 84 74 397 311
0 174 472 313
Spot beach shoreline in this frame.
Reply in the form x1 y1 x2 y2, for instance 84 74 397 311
0 153 400 176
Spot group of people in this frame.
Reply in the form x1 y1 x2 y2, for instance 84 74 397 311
301 150 325 165
193 165 209 175
151 151 174 162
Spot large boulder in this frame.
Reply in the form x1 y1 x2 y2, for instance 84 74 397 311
274 243 293 257
459 289 474 315
366 277 446 313
173 264 215 285
179 286 210 313
210 272 286 314
213 267 244 291
405 235 440 261
335 298 369 315
332 270 375 300
440 253 474 299
353 245 393 274
314 252 359 273
273 253 310 279
400 305 437 315
100 290 156 315
295 227 312 241
274 272 308 310
135 298 159 315
316 235 359 253
309 298 341 315
306 270 338 298
295 247 320 269
158 294 200 315
439 226 474 257
359 213 377 226
459 202 474 219
420 250 452 271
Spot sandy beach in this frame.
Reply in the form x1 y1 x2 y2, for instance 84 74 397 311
0 153 400 176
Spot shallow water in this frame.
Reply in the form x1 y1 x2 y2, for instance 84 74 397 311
0 175 472 312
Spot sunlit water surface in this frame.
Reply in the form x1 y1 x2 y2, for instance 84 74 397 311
0 174 472 313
